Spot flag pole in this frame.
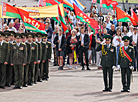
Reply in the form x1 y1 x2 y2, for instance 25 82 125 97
100 0 102 34
57 4 60 50
1 2 3 31
122 0 125 11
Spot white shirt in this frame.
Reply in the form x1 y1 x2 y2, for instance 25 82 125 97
0 40 4 46
59 35 62 49
132 33 137 46
16 43 20 47
112 36 123 47
127 31 133 37
81 34 85 45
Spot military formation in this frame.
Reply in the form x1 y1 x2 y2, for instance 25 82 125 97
96 35 134 92
0 31 52 89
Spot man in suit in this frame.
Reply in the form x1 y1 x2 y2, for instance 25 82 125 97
118 36 135 92
21 33 32 87
96 35 116 92
43 34 52 80
11 33 27 89
0 31 10 89
28 33 38 86
78 27 91 70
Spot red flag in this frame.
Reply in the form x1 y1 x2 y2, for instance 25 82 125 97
131 8 138 23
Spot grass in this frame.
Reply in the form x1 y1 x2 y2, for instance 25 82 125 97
114 0 138 3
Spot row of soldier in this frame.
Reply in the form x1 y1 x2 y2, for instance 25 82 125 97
0 31 52 89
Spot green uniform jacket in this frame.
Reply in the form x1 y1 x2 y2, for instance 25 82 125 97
0 41 10 63
7 42 12 64
46 42 52 60
30 42 38 62
118 46 135 68
36 41 42 61
25 42 32 64
96 44 116 68
41 42 47 61
11 42 27 65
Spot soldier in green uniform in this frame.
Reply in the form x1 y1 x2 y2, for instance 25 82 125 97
38 34 47 82
0 31 10 89
118 36 135 92
28 33 38 86
9 31 16 85
21 33 32 87
96 35 116 92
11 33 27 89
33 33 41 84
43 34 52 81
4 32 12 87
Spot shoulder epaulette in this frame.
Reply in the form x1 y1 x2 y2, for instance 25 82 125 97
42 42 45 44
33 42 37 45
12 43 16 45
47 41 51 44
111 44 116 47
22 42 26 45
3 41 8 43
129 46 133 48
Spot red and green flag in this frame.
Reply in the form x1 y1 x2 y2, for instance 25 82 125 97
58 6 68 32
2 2 29 19
131 8 138 24
116 7 137 26
73 3 98 33
17 8 46 34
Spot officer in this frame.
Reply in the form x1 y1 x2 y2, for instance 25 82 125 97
0 31 10 89
38 34 47 82
28 33 38 86
118 36 135 92
4 32 12 87
9 31 16 85
21 33 32 87
11 33 27 89
43 34 52 81
96 35 116 92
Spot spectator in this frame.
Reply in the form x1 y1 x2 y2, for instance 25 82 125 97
96 21 103 34
96 29 104 69
45 21 53 42
13 18 20 31
66 29 79 69
112 15 117 28
7 22 17 32
54 28 66 70
66 24 71 39
116 22 123 32
98 11 104 22
122 26 129 37
105 17 111 32
94 5 98 14
127 25 134 37
127 7 131 16
68 11 76 26
108 24 116 37
133 5 137 13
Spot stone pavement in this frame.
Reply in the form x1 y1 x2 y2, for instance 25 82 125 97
0 60 138 102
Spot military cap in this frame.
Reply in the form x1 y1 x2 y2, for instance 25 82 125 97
9 31 15 36
42 34 48 39
0 31 5 37
15 33 22 39
104 35 112 41
4 30 10 33
33 33 37 38
122 36 130 42
21 33 27 38
5 32 10 38
36 32 43 37
27 33 33 38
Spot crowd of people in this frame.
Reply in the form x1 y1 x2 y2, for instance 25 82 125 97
0 3 138 90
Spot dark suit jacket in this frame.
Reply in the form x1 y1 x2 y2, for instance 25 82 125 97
78 34 90 50
54 35 66 51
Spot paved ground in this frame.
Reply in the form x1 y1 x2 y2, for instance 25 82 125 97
0 59 138 102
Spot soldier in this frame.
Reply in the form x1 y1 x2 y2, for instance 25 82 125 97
0 31 10 89
21 33 32 87
118 36 135 92
38 34 47 82
9 31 16 85
11 33 27 89
4 32 12 87
43 34 52 81
33 33 41 84
28 33 38 86
96 35 116 92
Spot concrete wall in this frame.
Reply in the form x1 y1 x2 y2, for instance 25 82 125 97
79 0 138 14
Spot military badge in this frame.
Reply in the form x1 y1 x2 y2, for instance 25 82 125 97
13 46 16 49
46 45 48 48
19 47 24 50
31 47 35 50
110 49 114 52
129 49 131 52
